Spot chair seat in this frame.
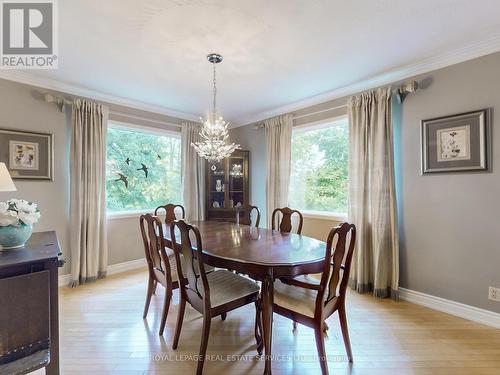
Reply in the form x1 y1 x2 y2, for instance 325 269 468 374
165 247 175 258
274 275 319 318
155 253 179 286
206 270 260 308
165 248 214 283
167 252 179 281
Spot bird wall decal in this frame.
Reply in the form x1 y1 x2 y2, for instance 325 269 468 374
125 157 133 165
137 163 149 178
157 154 161 160
115 173 129 188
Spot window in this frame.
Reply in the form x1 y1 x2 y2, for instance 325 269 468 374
288 117 349 215
106 123 181 213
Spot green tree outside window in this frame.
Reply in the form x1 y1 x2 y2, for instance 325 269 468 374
106 126 181 212
289 119 348 214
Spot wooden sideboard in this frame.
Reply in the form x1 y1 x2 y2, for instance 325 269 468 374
0 231 63 375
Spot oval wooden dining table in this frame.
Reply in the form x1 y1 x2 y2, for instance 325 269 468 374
163 220 327 375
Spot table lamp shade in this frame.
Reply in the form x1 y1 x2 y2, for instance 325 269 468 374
0 162 16 192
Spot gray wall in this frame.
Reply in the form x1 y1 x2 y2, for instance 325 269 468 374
0 79 71 273
231 51 500 314
0 78 183 276
398 53 500 313
229 124 267 225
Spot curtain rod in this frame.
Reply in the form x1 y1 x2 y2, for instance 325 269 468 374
42 80 418 130
254 80 418 129
42 93 182 128
109 112 182 128
252 104 347 129
293 104 347 120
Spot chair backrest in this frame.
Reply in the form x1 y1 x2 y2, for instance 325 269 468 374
236 204 261 227
154 204 185 225
139 214 172 282
170 220 210 310
319 222 356 306
271 207 303 234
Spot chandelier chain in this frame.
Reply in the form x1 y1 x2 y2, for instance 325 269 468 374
212 62 217 114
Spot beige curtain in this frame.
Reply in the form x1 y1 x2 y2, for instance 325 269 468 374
181 121 205 221
265 114 293 228
348 87 399 299
69 98 109 287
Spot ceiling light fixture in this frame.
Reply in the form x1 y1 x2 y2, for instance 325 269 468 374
192 53 239 169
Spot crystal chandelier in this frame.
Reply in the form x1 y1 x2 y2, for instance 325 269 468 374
192 53 239 168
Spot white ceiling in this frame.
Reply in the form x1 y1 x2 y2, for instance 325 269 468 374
3 0 500 125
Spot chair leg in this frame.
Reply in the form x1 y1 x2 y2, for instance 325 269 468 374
221 312 227 321
152 280 158 295
143 277 154 319
254 299 263 355
338 305 353 362
314 325 329 375
197 314 211 375
173 297 186 349
159 289 172 336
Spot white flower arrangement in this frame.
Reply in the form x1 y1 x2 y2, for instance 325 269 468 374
0 199 41 227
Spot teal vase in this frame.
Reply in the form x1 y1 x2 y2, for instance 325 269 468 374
0 224 33 250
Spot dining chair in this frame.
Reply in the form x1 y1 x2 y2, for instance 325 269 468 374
272 222 356 375
235 204 261 227
271 207 304 234
154 203 185 223
272 207 305 289
152 204 185 293
170 219 263 375
140 213 181 336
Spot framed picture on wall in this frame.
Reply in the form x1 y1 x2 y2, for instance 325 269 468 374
0 128 54 180
421 109 490 174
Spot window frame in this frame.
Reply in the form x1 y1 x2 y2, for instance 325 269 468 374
106 120 181 219
289 114 349 221
108 120 181 139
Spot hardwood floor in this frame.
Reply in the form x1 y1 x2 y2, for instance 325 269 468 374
52 269 500 375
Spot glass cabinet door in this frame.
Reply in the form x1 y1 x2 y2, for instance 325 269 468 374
205 150 249 221
208 161 225 209
228 156 245 208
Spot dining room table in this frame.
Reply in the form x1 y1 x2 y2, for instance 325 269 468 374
163 220 327 375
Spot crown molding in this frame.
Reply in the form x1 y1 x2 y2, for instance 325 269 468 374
2 31 500 127
233 33 500 128
0 71 200 122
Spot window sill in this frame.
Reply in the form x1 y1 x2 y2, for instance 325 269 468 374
107 209 154 220
300 210 347 222
107 210 347 222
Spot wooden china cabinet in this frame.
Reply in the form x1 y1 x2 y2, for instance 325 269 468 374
205 149 249 222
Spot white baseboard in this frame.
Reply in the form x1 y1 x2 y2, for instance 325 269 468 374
58 258 147 287
399 287 500 329
107 258 147 275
